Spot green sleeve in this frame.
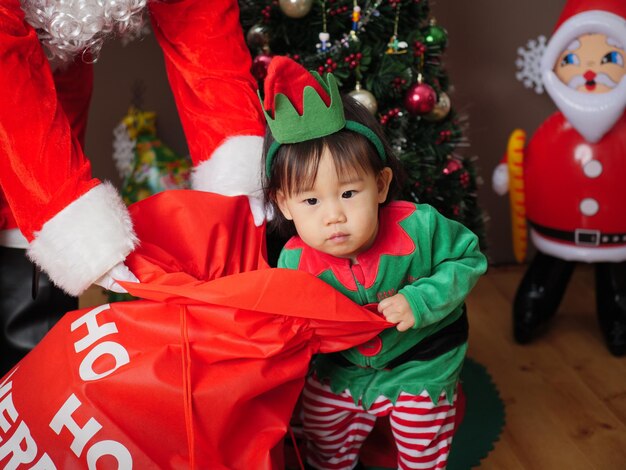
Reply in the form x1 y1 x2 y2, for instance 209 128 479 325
399 206 487 328
277 245 302 270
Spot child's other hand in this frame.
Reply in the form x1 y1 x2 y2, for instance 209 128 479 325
378 294 415 332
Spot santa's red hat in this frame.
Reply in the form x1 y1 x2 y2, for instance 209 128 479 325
553 0 626 33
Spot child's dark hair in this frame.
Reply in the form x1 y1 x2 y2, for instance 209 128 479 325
263 95 404 238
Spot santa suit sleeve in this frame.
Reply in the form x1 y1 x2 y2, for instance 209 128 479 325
0 0 137 296
148 0 266 201
53 56 94 148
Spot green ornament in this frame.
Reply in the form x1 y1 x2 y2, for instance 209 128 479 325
424 19 448 50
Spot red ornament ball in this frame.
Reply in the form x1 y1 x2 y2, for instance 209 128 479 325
443 158 463 175
404 82 436 115
251 53 273 81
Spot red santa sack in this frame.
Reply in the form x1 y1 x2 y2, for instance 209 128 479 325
0 191 390 469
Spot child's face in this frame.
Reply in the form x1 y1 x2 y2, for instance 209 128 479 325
276 148 392 261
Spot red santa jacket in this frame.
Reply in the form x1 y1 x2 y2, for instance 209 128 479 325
0 0 265 295
0 0 137 296
0 57 93 236
525 111 626 262
148 0 266 220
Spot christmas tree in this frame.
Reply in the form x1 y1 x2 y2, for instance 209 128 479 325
239 0 486 248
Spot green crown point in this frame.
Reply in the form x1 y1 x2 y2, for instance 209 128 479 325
264 71 346 144
310 71 330 92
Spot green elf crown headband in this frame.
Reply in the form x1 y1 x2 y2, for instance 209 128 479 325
261 56 386 177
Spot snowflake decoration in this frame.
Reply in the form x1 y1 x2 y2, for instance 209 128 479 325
515 35 547 94
112 122 136 180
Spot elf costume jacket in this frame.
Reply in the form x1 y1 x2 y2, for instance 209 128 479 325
278 201 487 409
0 0 265 295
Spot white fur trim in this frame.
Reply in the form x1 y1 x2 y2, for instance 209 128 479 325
531 229 626 263
192 135 268 226
27 182 138 296
492 163 509 196
191 135 264 196
541 11 626 76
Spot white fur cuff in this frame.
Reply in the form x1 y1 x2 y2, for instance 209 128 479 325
192 135 264 199
27 182 138 296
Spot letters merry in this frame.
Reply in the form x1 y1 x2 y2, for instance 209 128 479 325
0 304 133 469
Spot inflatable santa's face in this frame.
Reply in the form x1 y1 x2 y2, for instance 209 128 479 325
554 33 625 94
540 5 626 143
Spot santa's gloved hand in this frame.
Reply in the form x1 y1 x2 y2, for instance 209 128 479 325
94 262 139 293
492 163 509 195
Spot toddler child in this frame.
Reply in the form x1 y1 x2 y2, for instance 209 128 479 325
261 56 487 470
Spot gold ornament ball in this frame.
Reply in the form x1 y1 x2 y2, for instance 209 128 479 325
424 91 451 122
279 0 314 18
348 88 378 116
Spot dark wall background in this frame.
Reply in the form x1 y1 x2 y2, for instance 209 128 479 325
84 0 567 265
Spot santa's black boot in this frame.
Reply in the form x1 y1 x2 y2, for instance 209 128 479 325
513 252 576 344
595 262 626 356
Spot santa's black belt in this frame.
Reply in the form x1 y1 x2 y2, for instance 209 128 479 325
529 221 626 247
328 306 468 369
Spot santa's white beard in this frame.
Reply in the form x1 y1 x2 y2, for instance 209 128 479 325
566 72 618 90
21 0 147 62
543 71 626 143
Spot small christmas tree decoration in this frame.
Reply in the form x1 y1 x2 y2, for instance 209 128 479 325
443 157 463 175
246 24 270 51
348 81 378 115
424 18 448 50
424 91 451 121
386 2 408 54
413 40 427 58
317 0 330 52
252 51 274 81
459 170 470 188
379 107 401 125
404 74 436 115
386 35 408 54
318 32 330 52
350 3 361 41
279 0 313 18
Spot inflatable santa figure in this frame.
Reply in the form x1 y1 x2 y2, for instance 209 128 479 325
0 0 265 372
493 0 626 355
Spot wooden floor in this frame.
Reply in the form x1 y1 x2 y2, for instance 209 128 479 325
467 264 626 469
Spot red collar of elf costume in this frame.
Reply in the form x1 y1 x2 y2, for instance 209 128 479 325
260 56 386 177
284 201 417 291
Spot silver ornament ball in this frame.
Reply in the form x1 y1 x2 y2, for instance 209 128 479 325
279 0 314 18
246 24 269 50
348 87 378 116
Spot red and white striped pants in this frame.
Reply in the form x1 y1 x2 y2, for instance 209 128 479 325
301 375 457 470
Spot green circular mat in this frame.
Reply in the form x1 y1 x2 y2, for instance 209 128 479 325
447 357 505 469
